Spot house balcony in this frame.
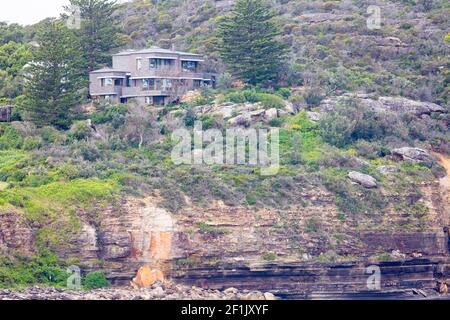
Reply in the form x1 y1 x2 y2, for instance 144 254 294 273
132 68 213 80
90 85 123 97
121 86 176 98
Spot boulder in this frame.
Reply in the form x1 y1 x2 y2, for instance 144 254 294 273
224 287 239 295
344 155 370 169
263 292 277 300
264 108 279 122
242 291 266 300
391 147 434 167
438 281 448 294
348 171 378 188
131 267 165 289
286 101 301 115
375 37 409 48
149 286 165 299
307 112 321 122
391 250 407 260
377 97 445 116
228 114 251 127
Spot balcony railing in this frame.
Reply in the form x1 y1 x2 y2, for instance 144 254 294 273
133 68 212 80
90 85 123 96
122 86 175 97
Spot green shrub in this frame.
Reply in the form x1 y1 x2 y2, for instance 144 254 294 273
91 105 127 127
216 72 233 90
319 99 391 148
262 252 277 261
0 250 69 289
22 136 42 151
221 90 286 109
184 108 197 127
68 121 92 141
268 118 283 127
259 93 285 109
39 126 63 144
305 218 319 233
0 124 23 149
276 88 292 99
79 143 103 162
197 222 228 235
223 90 257 104
83 271 110 289
304 89 324 108
199 114 223 130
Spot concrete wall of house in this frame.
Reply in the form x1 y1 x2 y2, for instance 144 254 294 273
112 52 205 79
89 71 127 98
89 49 215 105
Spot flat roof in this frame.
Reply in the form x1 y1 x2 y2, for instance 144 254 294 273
113 46 202 57
90 68 128 74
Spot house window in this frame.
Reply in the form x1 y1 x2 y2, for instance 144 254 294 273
155 79 172 91
155 79 162 90
162 79 172 90
143 79 155 90
182 61 197 72
194 80 202 87
114 79 122 86
145 97 152 105
136 58 142 71
153 96 165 105
105 78 113 86
150 58 173 69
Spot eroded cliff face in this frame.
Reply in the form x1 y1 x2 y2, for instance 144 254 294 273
1 158 448 297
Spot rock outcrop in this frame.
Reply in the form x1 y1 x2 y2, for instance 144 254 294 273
320 94 446 117
392 147 435 168
0 211 35 256
194 102 292 127
348 171 378 188
1 162 448 298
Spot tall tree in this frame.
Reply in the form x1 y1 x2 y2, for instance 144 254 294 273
22 21 83 129
0 22 25 45
65 0 123 73
217 0 289 87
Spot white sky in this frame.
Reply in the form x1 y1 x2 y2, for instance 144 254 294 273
0 0 71 25
0 0 131 25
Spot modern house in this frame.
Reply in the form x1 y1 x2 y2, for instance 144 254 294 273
89 46 216 105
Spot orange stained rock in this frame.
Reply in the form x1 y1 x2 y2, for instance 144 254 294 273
149 231 172 260
132 266 165 288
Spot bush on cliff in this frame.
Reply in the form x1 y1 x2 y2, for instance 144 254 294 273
0 251 68 289
83 271 110 289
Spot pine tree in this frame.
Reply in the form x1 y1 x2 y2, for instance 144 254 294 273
23 21 83 129
66 0 123 73
217 0 289 87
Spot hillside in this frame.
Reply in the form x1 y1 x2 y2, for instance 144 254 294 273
117 0 449 105
0 0 449 298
